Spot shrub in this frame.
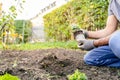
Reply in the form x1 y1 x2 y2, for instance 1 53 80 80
43 0 109 41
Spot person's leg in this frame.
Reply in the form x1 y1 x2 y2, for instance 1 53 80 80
84 45 120 68
107 30 120 67
84 30 120 68
109 30 120 58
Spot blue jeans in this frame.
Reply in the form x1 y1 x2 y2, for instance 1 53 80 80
84 31 120 68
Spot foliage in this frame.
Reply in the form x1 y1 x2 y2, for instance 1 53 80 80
0 3 2 16
0 0 25 48
43 0 109 41
0 40 78 50
67 69 87 80
0 43 2 49
14 20 32 43
0 73 20 80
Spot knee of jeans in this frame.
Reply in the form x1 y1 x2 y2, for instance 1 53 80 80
83 52 95 65
109 31 120 58
109 31 120 46
84 54 102 66
84 51 103 66
83 54 88 63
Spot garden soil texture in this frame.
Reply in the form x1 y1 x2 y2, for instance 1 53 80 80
0 48 120 80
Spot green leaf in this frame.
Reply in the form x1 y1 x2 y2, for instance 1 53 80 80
0 73 20 80
67 69 87 80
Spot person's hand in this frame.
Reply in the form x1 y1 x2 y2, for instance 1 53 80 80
78 39 95 51
73 29 88 39
80 29 88 38
71 24 87 38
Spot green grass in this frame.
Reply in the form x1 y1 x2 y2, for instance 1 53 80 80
0 73 20 80
0 40 78 50
0 45 2 49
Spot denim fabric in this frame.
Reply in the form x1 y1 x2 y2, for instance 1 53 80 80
84 31 120 68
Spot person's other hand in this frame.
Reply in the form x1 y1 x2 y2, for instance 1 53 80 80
78 39 95 51
80 29 88 38
73 29 88 39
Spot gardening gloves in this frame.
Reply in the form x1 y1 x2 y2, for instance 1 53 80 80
71 25 95 50
72 28 95 51
73 29 88 39
74 31 95 51
71 24 88 39
77 39 95 51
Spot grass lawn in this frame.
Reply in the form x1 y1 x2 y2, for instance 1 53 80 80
0 40 78 50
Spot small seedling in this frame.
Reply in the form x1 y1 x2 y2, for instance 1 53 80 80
67 69 87 80
0 73 20 80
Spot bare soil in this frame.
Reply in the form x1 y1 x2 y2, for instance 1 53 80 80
0 48 120 80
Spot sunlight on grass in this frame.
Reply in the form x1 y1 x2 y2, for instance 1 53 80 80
0 44 2 49
0 41 78 50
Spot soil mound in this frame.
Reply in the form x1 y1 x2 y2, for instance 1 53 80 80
0 49 120 80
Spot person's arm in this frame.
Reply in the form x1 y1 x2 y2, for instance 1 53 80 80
87 15 118 39
78 15 118 50
93 15 119 47
93 35 110 47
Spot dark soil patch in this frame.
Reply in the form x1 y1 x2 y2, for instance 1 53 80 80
0 48 120 80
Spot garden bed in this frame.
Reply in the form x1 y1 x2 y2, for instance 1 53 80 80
0 48 120 80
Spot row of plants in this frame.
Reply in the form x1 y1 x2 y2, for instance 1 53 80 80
43 0 109 41
0 69 87 80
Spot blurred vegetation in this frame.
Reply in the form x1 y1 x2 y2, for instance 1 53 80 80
14 20 32 43
43 0 109 41
0 0 26 49
0 3 2 43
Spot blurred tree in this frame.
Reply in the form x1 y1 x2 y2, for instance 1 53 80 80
0 3 2 16
0 0 25 49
